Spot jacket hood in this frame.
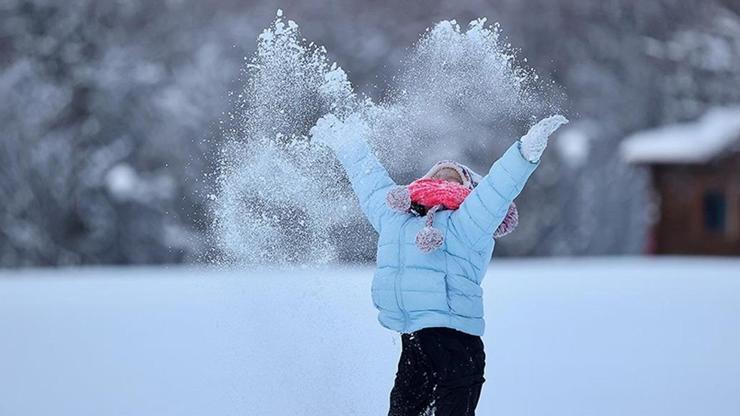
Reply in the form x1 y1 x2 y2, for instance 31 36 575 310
421 160 483 190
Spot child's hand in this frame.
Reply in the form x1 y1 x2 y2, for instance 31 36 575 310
310 113 368 151
310 113 342 148
519 114 569 162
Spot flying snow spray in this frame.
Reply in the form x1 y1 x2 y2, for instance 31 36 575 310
211 11 561 265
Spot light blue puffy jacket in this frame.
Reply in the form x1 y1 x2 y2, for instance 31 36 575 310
333 138 539 336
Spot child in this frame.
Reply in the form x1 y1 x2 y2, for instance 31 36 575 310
310 113 568 416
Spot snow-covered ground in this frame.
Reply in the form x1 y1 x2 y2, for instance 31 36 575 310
1 257 739 416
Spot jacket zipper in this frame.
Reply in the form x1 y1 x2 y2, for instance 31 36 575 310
395 217 411 331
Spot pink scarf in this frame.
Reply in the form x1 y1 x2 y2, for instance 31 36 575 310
386 177 519 253
407 178 471 210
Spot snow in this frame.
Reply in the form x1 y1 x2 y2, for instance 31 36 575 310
555 122 593 168
214 12 361 265
1 257 739 416
621 106 740 164
105 163 137 198
214 14 560 265
105 163 175 203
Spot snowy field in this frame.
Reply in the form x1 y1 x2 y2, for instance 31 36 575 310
1 257 739 416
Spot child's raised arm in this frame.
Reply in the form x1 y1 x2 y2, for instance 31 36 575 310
450 115 568 251
310 113 398 232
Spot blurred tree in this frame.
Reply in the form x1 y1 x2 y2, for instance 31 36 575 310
0 0 246 265
1 0 739 266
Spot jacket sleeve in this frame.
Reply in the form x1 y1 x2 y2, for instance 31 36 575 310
330 137 397 233
449 141 539 251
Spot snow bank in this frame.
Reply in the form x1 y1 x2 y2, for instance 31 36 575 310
1 258 739 416
621 106 740 164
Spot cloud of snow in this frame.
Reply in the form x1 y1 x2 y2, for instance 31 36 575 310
211 13 562 265
211 12 365 265
367 18 562 170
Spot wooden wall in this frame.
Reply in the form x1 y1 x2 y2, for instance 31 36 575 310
651 153 740 255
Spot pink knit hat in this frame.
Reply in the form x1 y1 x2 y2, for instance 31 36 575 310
386 160 519 253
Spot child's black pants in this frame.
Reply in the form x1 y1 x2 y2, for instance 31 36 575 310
388 327 485 416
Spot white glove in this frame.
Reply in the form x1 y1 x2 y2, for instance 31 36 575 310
310 113 368 152
519 114 569 163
